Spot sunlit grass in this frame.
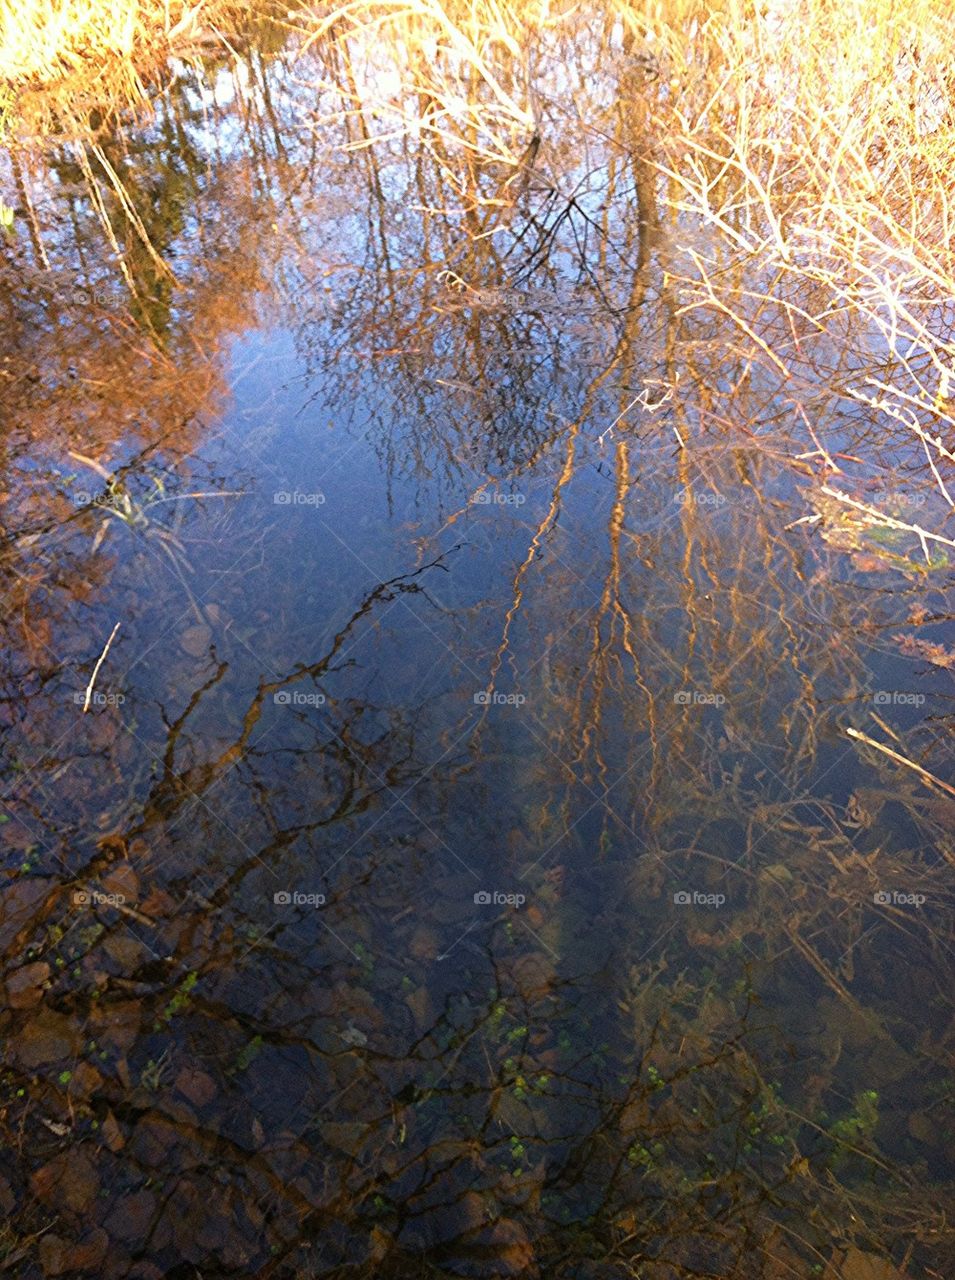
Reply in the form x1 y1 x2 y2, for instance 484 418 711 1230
0 0 258 134
289 0 955 451
0 0 147 85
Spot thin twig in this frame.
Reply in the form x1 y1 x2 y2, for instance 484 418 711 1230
83 622 121 713
847 727 955 801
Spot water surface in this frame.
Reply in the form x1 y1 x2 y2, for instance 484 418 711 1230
0 34 953 1280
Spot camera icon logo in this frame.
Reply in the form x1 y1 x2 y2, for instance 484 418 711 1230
873 691 890 705
474 890 492 904
274 491 291 505
673 891 691 905
274 691 291 705
873 891 890 905
673 691 691 705
273 890 291 905
72 890 91 906
474 691 490 705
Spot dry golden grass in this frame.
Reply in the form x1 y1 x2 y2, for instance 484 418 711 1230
0 1 163 86
0 0 259 136
638 0 955 511
289 2 955 386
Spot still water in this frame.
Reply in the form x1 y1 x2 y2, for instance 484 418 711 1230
0 31 952 1280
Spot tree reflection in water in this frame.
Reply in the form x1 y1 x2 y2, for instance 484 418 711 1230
0 23 952 1280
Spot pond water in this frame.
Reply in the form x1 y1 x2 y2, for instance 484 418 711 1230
0 30 953 1280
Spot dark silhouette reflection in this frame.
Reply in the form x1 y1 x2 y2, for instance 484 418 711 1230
0 28 953 1280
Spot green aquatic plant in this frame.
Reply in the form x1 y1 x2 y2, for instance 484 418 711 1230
508 1133 526 1177
234 1034 264 1073
645 1063 665 1092
17 845 39 874
830 1088 879 1146
157 970 198 1027
626 1140 665 1170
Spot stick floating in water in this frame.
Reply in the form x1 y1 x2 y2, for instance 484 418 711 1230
846 726 955 800
83 622 121 713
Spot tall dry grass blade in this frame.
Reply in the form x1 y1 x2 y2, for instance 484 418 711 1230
846 727 955 803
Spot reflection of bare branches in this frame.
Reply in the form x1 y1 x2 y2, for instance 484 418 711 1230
136 558 450 833
2 14 954 1277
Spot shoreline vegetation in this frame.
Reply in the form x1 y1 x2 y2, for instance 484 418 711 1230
0 0 266 136
4 1 951 521
1 1 952 548
0 0 947 565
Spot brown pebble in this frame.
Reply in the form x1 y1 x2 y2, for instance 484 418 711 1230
175 1064 217 1108
39 1229 109 1277
5 961 50 1009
